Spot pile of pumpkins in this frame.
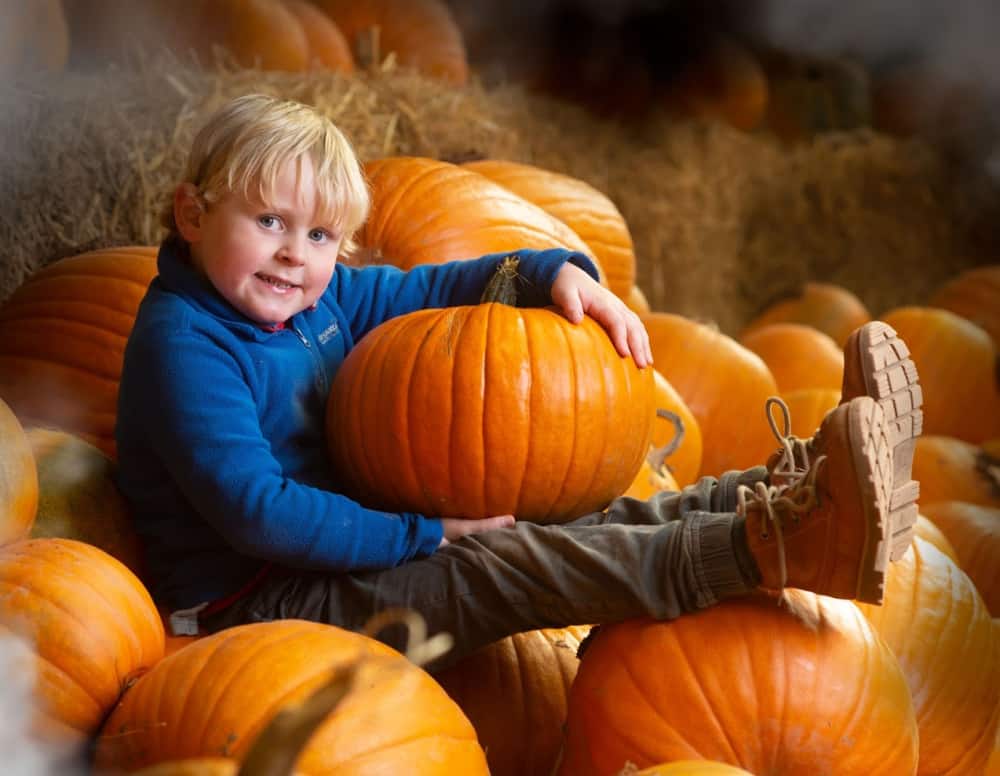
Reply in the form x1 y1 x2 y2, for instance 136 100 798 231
0 154 998 775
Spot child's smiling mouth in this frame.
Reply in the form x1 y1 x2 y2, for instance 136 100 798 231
255 272 297 292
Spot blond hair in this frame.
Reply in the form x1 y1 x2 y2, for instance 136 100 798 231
163 93 370 255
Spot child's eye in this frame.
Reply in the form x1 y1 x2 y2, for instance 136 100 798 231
258 215 280 229
309 228 331 243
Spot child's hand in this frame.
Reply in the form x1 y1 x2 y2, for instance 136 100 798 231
438 514 516 547
551 262 653 369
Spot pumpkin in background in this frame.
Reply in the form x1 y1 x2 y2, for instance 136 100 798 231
641 312 779 477
435 626 590 776
778 387 840 439
0 538 164 739
358 157 603 280
195 0 310 72
312 0 468 84
0 397 37 546
327 286 655 522
0 246 158 458
96 619 488 774
284 0 354 72
129 760 243 776
461 159 636 299
0 0 69 76
623 451 680 500
741 281 871 347
624 284 651 315
661 38 769 132
914 514 958 562
857 537 1000 775
650 370 702 487
631 763 755 776
881 306 1000 443
930 264 1000 347
26 427 142 576
739 322 844 393
912 435 1000 509
558 592 918 775
918 501 1000 615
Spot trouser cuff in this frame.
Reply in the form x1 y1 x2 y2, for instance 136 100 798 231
690 513 756 603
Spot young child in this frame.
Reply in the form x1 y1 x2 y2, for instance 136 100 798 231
116 94 922 668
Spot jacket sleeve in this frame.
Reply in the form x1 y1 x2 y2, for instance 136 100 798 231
335 248 600 340
126 328 443 571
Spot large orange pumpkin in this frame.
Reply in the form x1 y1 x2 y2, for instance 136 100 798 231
0 246 158 457
0 538 164 738
741 281 871 347
739 322 844 393
881 306 1000 443
857 537 1000 775
557 593 918 775
312 0 468 84
622 452 680 500
461 159 636 298
26 427 142 576
0 396 37 545
929 264 1000 347
632 763 754 776
195 0 310 72
914 513 958 561
95 620 488 774
358 157 604 281
327 297 655 522
650 370 702 487
284 0 354 72
641 313 779 477
918 501 1000 615
912 435 1000 508
778 387 841 439
435 625 590 776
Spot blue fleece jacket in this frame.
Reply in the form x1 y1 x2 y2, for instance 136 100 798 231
115 239 599 610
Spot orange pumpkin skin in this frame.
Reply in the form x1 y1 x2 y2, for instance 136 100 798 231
741 281 871 348
912 435 1000 509
857 538 1000 775
633 763 755 776
358 157 604 281
558 594 918 775
0 246 158 458
128 759 241 776
624 284 651 315
0 397 37 545
26 427 142 575
284 0 354 72
641 313 779 477
312 0 468 84
435 626 590 776
196 0 310 72
623 453 680 500
0 538 164 737
930 264 1000 347
95 620 488 775
914 514 959 562
918 501 1000 615
881 306 1000 443
650 370 702 487
739 322 844 393
327 306 655 522
778 387 841 439
461 159 636 299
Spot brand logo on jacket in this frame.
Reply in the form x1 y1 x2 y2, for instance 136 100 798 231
318 321 339 344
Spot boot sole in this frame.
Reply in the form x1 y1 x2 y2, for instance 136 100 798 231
851 398 895 604
853 321 923 562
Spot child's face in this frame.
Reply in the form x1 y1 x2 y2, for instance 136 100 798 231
186 157 344 325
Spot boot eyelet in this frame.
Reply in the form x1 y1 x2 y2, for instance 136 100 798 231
760 531 769 540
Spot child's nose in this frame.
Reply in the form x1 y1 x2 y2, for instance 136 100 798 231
277 240 306 265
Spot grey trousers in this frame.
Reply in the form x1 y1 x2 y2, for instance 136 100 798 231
200 467 768 670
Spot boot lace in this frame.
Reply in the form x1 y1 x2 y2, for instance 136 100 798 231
736 397 827 589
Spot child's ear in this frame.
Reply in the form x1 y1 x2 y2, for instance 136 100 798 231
174 183 205 242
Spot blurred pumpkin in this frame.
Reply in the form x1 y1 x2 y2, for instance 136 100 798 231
624 284 651 315
462 159 636 298
739 322 844 392
778 387 840 439
912 435 1000 508
0 538 164 739
857 537 1000 775
918 501 1000 615
929 264 1000 347
0 396 37 545
623 450 680 500
0 0 69 75
26 427 141 575
358 156 603 281
650 370 702 487
284 0 354 72
558 593 918 775
641 312 779 477
327 263 655 522
312 0 468 84
914 513 958 562
0 246 158 458
95 619 488 774
741 281 871 348
881 306 1000 443
195 0 310 72
435 625 590 776
631 763 755 776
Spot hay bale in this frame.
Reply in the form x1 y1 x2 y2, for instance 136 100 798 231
1 56 997 333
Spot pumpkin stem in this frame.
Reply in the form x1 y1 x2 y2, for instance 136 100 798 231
646 409 686 474
480 256 521 306
236 610 452 776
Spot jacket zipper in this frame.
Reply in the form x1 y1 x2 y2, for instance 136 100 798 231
289 323 329 394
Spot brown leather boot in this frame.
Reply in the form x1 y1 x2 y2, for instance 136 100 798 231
742 396 894 604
